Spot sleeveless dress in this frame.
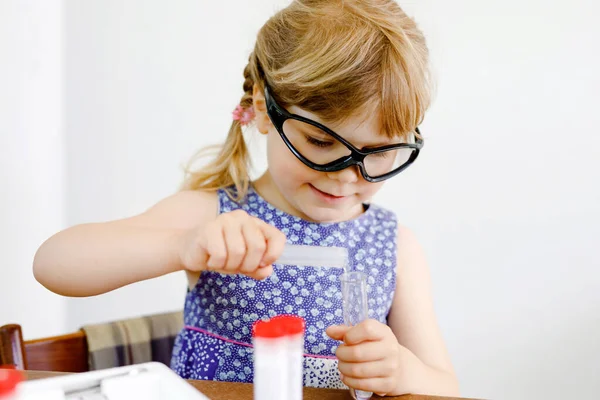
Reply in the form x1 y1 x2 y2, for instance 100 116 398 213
170 186 398 389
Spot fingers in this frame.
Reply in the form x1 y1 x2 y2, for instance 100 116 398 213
257 219 286 267
204 222 227 270
336 340 388 363
339 375 397 396
327 320 390 347
246 265 273 281
328 321 392 362
222 216 246 272
330 320 403 396
342 319 390 345
240 220 266 274
199 210 286 279
337 359 396 379
325 325 351 341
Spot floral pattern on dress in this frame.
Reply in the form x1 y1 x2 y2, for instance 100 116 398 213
171 186 397 388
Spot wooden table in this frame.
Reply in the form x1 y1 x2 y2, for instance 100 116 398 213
24 371 475 400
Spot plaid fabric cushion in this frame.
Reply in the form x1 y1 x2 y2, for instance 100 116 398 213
81 310 183 371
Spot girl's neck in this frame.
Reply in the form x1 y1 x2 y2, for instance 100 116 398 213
252 172 304 218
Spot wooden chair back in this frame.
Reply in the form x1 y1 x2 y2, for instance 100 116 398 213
0 324 89 372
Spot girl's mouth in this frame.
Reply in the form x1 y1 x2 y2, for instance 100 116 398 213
309 184 349 203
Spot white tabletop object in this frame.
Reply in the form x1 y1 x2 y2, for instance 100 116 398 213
14 362 210 400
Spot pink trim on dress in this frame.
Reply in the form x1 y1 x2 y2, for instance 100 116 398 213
184 325 337 360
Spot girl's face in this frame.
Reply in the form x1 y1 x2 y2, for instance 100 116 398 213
254 90 392 223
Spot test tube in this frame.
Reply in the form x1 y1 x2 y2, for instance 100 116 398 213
340 271 373 400
253 315 305 400
252 319 289 400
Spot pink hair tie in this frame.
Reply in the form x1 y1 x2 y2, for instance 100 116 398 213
232 104 255 126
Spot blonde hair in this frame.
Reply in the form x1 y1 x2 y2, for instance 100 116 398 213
183 0 431 200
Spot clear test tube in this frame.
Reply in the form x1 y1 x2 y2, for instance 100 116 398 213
341 271 373 400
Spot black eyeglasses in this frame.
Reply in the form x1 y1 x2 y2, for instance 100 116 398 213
264 85 423 183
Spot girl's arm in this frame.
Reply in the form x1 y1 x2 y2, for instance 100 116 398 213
386 226 459 395
33 190 217 297
327 226 459 396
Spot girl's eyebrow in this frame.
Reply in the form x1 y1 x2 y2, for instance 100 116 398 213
351 137 396 149
298 124 331 137
367 139 393 147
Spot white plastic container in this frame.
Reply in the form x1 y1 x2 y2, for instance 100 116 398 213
271 315 305 400
252 317 305 400
12 362 208 400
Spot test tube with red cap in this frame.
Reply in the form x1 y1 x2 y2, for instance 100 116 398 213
252 315 305 400
271 315 305 400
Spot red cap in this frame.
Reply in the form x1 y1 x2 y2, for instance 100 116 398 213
252 315 306 338
271 315 305 335
252 318 286 338
0 368 23 395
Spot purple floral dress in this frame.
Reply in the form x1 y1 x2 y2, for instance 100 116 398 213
170 186 397 388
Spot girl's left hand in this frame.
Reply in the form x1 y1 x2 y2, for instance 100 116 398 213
326 319 422 396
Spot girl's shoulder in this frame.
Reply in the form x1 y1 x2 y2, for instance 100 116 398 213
140 189 218 230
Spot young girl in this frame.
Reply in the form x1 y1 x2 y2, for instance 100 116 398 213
33 0 459 396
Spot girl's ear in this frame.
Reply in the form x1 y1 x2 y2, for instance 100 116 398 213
253 84 271 135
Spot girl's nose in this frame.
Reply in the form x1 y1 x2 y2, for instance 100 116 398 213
326 166 360 183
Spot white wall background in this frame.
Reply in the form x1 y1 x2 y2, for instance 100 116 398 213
0 0 66 339
1 1 599 399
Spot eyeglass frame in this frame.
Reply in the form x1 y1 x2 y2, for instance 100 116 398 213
263 84 424 183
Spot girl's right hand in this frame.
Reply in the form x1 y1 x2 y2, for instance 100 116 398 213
178 209 286 280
